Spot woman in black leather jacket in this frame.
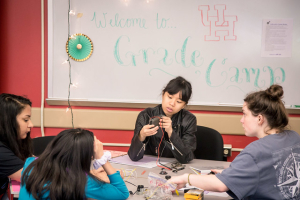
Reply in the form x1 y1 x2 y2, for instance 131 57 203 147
128 76 197 164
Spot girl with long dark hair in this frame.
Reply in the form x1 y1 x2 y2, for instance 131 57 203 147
20 128 129 200
0 93 34 198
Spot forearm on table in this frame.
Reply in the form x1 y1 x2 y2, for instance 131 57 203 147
188 174 228 192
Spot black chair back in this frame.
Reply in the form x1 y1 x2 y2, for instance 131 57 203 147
194 126 224 161
32 136 56 156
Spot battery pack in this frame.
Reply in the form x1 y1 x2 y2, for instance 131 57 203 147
184 189 204 200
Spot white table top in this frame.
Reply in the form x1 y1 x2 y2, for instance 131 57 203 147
12 157 232 200
111 157 232 200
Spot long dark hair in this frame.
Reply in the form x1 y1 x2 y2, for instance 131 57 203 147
162 76 192 104
0 93 33 160
22 128 99 200
244 84 289 133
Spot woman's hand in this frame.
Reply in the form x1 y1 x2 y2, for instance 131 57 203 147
94 136 104 160
211 169 223 174
160 116 173 137
168 173 188 190
139 124 159 141
116 169 124 179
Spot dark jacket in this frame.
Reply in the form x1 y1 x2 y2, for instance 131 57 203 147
128 105 197 164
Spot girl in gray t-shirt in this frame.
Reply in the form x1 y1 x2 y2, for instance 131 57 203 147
169 84 300 200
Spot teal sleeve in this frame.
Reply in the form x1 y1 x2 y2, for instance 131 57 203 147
85 171 129 200
19 157 37 200
21 157 36 175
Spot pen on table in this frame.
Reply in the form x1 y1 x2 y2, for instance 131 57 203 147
189 166 201 173
189 166 201 174
189 166 201 175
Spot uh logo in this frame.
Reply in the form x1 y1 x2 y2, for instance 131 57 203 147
198 5 238 41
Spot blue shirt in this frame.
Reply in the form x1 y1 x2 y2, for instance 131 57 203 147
19 157 129 200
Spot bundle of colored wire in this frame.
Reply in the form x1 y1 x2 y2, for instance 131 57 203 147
155 117 172 170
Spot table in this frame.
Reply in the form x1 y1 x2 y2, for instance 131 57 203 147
110 157 231 200
11 158 231 200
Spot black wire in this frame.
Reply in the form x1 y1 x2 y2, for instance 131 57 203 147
125 181 138 196
124 181 148 195
125 181 137 187
158 141 172 170
67 58 74 128
155 124 172 170
67 0 74 128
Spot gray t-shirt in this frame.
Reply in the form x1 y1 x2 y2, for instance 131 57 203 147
216 130 300 200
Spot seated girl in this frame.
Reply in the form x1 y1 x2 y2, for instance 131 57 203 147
169 84 300 199
20 128 129 200
128 76 197 164
0 93 34 199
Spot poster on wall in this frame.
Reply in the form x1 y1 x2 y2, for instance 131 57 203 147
261 19 293 57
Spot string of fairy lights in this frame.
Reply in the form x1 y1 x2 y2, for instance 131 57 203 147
66 0 74 128
63 0 154 128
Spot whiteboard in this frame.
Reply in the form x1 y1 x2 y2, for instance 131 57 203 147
48 0 300 107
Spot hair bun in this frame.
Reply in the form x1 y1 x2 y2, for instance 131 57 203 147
265 84 283 100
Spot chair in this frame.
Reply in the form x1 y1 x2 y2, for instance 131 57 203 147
194 126 224 161
32 136 56 156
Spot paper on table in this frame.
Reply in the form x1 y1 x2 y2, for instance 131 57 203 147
109 155 170 168
10 180 21 193
190 166 225 174
204 190 229 197
104 150 127 158
196 166 225 170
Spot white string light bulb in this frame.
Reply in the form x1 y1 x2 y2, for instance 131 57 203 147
62 60 68 64
71 83 79 88
69 10 75 15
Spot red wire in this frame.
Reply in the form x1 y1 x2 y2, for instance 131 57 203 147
155 117 171 170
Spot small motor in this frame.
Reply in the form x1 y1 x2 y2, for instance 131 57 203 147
136 185 145 195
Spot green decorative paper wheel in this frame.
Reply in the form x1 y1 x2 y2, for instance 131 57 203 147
66 33 93 61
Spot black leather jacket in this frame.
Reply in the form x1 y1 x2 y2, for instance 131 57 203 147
128 105 197 164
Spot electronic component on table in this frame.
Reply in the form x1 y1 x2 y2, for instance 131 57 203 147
172 165 186 173
136 185 145 195
184 189 204 200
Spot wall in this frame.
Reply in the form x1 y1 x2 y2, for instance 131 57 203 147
1 0 299 162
